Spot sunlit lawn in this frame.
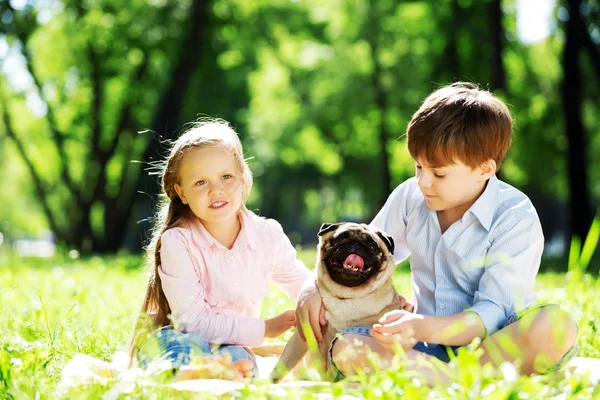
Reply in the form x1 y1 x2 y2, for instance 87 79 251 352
1 249 599 399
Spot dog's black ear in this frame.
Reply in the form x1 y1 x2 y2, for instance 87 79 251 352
376 231 395 255
318 223 342 236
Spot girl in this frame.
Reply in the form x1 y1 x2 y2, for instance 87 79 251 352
131 119 312 381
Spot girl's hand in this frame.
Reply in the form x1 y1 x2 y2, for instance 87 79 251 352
370 310 423 353
295 280 327 343
264 310 296 339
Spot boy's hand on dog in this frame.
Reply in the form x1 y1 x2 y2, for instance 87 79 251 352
265 310 296 339
398 294 415 313
370 310 422 352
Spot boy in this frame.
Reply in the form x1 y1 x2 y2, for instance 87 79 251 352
296 82 578 383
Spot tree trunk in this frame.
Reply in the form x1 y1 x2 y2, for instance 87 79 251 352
488 0 507 181
433 0 461 82
488 0 506 93
372 69 392 208
367 2 392 209
2 1 211 253
562 0 593 242
119 0 211 250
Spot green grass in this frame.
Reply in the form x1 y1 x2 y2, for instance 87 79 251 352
1 249 599 399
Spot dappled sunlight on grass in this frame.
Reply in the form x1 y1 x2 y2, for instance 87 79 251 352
0 250 598 398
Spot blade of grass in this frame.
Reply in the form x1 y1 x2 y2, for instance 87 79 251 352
579 217 600 273
39 293 54 349
568 236 581 273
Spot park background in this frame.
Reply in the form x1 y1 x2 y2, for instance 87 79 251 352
1 0 600 398
0 0 598 262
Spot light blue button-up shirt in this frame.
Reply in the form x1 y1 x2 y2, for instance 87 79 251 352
371 175 544 336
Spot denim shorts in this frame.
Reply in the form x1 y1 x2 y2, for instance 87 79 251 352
329 304 578 379
136 327 258 376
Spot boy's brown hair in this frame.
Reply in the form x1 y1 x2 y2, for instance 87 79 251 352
406 82 512 170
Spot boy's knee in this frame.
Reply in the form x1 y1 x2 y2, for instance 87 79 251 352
549 307 578 355
330 334 352 376
524 305 578 356
331 334 350 358
330 333 370 377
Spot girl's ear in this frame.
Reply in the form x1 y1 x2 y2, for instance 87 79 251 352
238 178 246 198
174 183 187 204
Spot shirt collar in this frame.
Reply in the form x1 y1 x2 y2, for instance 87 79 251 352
468 175 499 231
235 212 259 251
189 213 258 251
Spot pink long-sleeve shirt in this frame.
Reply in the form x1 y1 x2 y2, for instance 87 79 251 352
158 211 312 347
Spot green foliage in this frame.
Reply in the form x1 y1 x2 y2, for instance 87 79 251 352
0 251 598 398
0 0 599 259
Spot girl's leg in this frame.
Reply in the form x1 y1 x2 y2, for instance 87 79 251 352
136 327 211 369
216 346 258 379
136 328 254 381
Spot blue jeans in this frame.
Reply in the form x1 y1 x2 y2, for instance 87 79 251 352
329 304 578 379
136 327 257 376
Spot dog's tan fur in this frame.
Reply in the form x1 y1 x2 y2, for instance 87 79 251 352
270 223 401 382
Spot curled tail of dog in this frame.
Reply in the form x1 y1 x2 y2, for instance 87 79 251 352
269 331 308 383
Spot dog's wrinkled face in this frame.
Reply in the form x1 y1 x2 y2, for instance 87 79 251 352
318 222 395 288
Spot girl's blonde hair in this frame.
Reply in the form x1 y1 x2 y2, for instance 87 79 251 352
130 119 252 360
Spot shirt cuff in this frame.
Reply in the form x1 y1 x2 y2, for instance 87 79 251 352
467 301 506 337
237 317 266 347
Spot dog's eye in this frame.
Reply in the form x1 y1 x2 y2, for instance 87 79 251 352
336 232 350 241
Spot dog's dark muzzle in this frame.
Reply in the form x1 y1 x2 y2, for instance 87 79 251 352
325 241 380 287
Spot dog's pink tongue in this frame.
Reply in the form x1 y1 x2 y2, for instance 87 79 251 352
344 254 364 270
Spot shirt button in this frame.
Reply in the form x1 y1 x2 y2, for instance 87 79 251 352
439 279 446 285
233 281 238 286
439 304 445 310
228 254 234 260
437 252 443 257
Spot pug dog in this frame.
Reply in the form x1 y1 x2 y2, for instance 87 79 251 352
270 222 402 382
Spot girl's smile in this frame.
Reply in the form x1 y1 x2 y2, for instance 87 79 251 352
209 201 228 209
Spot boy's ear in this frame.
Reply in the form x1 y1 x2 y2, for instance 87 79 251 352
174 183 187 204
480 160 496 179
